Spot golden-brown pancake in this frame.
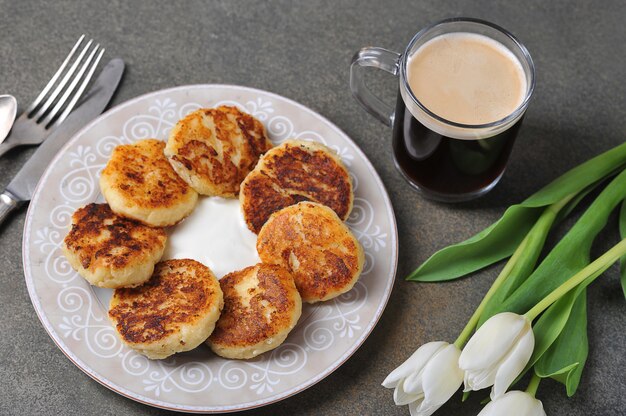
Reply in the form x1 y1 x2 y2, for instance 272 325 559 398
239 140 353 234
99 139 198 227
109 259 223 360
165 106 273 198
62 203 167 288
256 201 364 303
206 263 302 359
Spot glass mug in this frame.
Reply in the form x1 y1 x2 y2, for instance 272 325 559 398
350 18 535 202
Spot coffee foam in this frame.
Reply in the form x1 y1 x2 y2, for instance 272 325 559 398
402 32 528 140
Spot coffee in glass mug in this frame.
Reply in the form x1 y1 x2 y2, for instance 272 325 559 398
350 18 535 202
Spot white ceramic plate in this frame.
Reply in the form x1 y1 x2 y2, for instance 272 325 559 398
23 85 398 413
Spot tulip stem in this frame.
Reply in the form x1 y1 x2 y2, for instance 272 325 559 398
525 373 541 397
524 238 626 321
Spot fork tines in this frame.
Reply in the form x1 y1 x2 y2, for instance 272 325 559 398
26 35 105 127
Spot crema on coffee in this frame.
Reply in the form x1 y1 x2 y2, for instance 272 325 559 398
406 32 527 125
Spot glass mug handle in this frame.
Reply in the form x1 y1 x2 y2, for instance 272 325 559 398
350 47 401 127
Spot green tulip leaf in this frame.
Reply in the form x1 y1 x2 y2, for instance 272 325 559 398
521 142 626 207
407 207 541 282
478 178 606 326
537 362 580 388
535 288 588 397
619 199 626 298
407 142 626 282
522 280 589 378
556 176 609 223
493 168 626 315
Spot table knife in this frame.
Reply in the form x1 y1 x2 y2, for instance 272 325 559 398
0 58 125 225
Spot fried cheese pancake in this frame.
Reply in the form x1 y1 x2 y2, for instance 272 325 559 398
165 106 273 198
207 264 302 359
109 259 223 360
100 139 198 227
257 202 364 303
239 140 353 234
62 203 167 288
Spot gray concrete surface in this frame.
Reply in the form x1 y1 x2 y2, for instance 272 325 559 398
0 1 624 415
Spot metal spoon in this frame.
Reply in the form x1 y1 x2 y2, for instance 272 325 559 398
0 95 17 144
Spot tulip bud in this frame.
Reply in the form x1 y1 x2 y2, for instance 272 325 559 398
459 312 534 399
477 390 546 416
382 341 463 416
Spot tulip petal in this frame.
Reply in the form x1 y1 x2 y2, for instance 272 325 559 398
532 398 547 416
410 399 442 416
403 368 425 395
403 343 448 395
491 326 535 399
459 313 526 371
421 345 464 404
382 341 447 388
408 345 464 416
478 391 546 416
394 378 424 406
463 366 498 392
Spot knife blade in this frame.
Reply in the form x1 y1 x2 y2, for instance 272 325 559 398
0 58 124 224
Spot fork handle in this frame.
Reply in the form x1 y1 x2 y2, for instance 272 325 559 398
0 191 23 225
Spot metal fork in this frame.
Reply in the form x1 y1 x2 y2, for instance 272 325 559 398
0 35 105 157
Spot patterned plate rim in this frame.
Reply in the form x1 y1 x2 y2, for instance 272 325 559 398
22 84 398 413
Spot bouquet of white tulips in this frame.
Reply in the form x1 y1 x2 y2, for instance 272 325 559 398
383 142 626 415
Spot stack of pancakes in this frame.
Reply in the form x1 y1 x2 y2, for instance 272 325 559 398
62 105 363 361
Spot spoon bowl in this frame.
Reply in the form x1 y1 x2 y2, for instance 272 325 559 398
0 95 17 144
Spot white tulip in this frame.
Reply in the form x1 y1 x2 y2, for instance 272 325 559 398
382 341 463 416
477 390 546 416
459 312 534 399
